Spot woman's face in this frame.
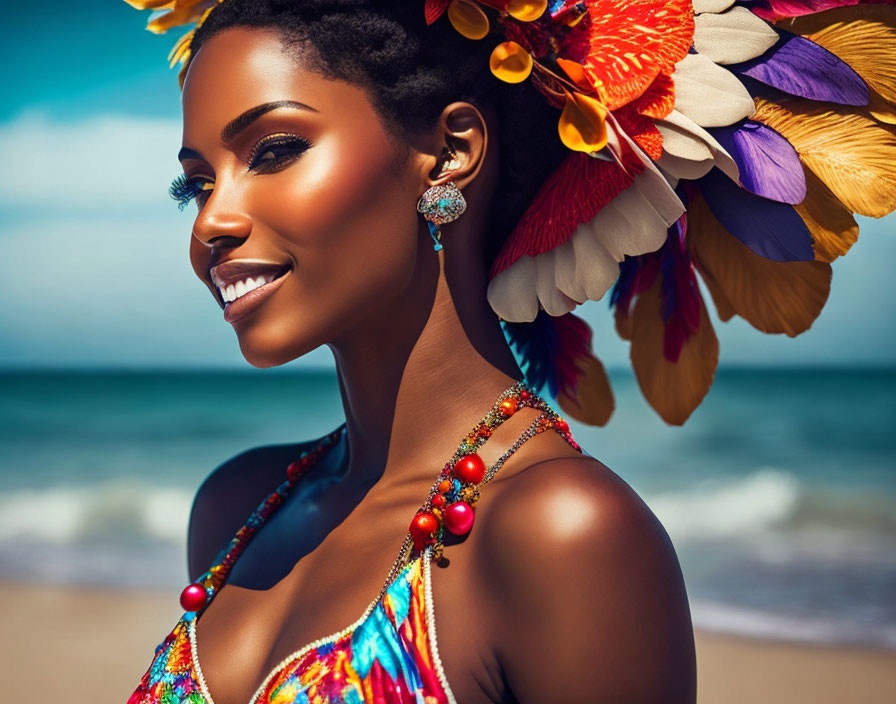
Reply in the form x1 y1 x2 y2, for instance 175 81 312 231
178 27 430 366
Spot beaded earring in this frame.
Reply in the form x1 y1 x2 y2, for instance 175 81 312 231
416 181 467 251
416 146 467 251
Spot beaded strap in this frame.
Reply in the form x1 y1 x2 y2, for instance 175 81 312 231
179 381 581 615
181 425 346 613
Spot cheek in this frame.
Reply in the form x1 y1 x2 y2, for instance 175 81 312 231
255 133 421 307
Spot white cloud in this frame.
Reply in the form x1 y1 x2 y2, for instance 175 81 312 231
0 110 183 213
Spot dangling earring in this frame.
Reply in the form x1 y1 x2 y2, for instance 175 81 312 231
416 181 467 251
416 147 467 251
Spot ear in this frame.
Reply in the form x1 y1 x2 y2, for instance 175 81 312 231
421 101 488 191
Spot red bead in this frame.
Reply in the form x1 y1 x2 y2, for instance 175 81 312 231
409 511 439 549
555 419 569 433
127 689 144 704
179 583 207 612
454 453 486 484
499 397 519 416
520 390 532 401
443 501 475 535
431 494 446 507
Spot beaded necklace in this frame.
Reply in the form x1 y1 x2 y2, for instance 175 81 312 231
178 380 579 615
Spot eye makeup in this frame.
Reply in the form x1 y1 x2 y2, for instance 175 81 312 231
169 133 313 210
169 173 214 211
246 133 313 173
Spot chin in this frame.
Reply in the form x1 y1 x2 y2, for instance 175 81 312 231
234 321 324 369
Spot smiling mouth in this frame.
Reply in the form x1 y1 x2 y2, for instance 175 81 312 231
210 262 292 306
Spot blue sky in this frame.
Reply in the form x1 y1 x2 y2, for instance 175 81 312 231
2 2 893 370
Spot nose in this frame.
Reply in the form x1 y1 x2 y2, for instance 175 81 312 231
192 198 252 247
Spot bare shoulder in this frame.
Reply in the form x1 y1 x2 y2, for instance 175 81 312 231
186 438 324 581
477 454 697 704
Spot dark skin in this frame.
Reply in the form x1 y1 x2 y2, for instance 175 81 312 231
176 26 696 704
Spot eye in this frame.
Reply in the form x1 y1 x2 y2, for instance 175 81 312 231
169 173 214 211
248 134 312 173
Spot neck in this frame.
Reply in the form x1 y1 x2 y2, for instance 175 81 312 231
327 248 524 490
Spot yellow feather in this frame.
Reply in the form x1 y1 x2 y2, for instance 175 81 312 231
867 88 896 125
557 354 615 427
778 6 896 105
752 97 896 218
629 275 719 426
793 168 859 263
687 194 832 337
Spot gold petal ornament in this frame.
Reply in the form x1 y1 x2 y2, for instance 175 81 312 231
489 41 533 83
446 0 490 40
557 90 608 153
506 0 547 22
121 0 179 8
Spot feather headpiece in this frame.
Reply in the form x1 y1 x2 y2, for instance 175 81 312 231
125 0 896 425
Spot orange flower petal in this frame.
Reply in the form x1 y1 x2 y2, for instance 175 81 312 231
447 0 490 40
557 91 608 153
489 41 533 83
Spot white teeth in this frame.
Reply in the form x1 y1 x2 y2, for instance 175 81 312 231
218 273 280 304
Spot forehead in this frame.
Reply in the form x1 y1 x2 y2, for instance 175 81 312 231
180 26 382 137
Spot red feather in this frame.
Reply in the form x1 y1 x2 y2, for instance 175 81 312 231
751 0 895 21
488 149 644 278
424 0 451 25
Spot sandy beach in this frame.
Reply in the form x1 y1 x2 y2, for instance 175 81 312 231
2 581 894 703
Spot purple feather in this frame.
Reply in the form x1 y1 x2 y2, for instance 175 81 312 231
709 120 806 205
729 30 868 106
695 167 815 262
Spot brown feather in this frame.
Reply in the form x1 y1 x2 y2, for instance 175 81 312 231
557 354 616 427
629 274 719 426
687 194 832 337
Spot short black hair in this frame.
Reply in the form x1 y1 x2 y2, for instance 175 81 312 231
189 0 568 266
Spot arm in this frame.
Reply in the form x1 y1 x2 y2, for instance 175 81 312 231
479 457 697 704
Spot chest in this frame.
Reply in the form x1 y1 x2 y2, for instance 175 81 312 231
190 491 508 704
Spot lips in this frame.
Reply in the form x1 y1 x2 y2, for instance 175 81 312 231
209 259 292 290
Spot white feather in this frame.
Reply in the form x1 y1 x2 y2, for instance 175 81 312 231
655 109 741 181
695 6 780 65
693 0 735 13
535 249 580 316
671 52 756 127
486 257 540 322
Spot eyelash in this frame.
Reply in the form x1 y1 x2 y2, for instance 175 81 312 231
169 133 313 210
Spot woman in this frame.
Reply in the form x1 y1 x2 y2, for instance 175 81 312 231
124 1 896 703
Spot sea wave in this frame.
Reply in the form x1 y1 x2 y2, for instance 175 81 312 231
691 598 896 650
0 479 192 546
646 466 896 545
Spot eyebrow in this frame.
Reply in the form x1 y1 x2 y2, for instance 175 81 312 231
177 99 318 163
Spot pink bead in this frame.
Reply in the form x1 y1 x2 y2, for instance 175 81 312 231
179 583 207 612
443 501 475 535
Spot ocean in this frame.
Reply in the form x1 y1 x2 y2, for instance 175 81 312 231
1 367 894 649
